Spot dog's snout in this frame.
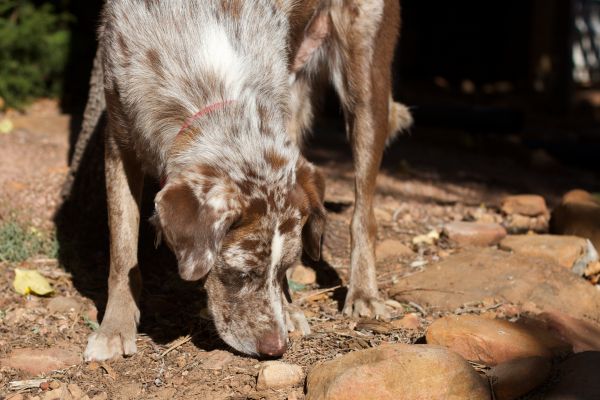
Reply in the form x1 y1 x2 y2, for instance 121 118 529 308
257 331 287 357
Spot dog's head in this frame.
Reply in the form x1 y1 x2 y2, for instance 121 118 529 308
153 158 325 356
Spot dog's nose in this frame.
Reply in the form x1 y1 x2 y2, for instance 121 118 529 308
257 331 287 357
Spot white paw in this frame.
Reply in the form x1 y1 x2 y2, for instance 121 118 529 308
285 305 311 335
343 292 390 319
84 330 137 361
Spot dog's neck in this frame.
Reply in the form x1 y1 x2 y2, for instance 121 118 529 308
165 94 299 189
149 1 300 187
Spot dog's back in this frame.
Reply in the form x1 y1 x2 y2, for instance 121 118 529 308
102 0 295 177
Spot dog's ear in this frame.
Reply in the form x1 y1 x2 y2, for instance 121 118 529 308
154 180 239 281
292 8 330 72
296 159 326 260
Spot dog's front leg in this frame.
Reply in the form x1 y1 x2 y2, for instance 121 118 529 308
282 279 311 335
329 1 405 319
84 132 144 361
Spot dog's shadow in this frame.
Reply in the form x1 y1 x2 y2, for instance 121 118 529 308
54 114 224 351
54 113 344 352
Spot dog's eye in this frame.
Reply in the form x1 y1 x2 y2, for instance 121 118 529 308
239 270 263 282
239 272 250 280
230 216 243 230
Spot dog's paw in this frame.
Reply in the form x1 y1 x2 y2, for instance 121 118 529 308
84 329 137 361
342 291 390 320
285 304 311 336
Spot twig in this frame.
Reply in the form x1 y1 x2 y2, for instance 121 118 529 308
408 301 427 316
160 334 192 358
393 288 465 295
9 379 46 391
296 285 341 304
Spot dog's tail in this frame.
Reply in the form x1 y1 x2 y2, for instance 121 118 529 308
386 98 413 147
60 46 106 199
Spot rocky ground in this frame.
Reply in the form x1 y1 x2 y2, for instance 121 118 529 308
1 100 600 399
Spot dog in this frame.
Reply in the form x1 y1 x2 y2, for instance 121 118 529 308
83 0 412 361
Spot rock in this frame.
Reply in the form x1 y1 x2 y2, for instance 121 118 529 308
488 356 552 400
501 195 549 217
390 313 421 330
501 195 550 233
500 234 598 273
376 239 413 261
49 381 61 390
389 248 600 321
412 230 439 246
585 261 600 277
426 315 552 365
68 384 86 399
41 385 70 400
306 344 489 400
256 361 304 390
443 221 507 247
514 316 572 356
47 296 83 314
505 213 549 233
289 264 317 285
551 189 600 251
545 352 600 399
538 310 600 353
0 346 82 376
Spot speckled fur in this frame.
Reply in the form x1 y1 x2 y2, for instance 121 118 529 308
84 0 410 360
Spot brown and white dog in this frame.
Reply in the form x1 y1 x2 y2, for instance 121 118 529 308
84 0 412 361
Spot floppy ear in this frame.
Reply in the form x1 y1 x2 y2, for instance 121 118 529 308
296 160 326 260
154 181 239 281
292 8 330 72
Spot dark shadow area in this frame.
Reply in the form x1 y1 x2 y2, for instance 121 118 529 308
53 115 226 350
59 0 103 162
301 254 342 289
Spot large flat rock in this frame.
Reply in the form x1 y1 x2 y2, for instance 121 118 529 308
306 344 489 400
390 248 600 321
551 189 600 251
499 234 595 271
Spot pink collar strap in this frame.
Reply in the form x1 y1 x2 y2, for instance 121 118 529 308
161 100 235 188
176 99 235 137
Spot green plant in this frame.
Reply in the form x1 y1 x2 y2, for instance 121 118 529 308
0 218 58 263
0 1 71 108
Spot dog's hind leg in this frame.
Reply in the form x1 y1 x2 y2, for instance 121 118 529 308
84 127 144 361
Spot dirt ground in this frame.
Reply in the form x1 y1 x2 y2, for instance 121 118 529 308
0 99 598 399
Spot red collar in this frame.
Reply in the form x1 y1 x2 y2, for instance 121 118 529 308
161 100 235 188
176 99 235 137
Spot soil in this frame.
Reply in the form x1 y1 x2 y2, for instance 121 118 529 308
0 99 598 399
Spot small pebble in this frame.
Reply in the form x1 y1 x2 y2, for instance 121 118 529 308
256 361 304 390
